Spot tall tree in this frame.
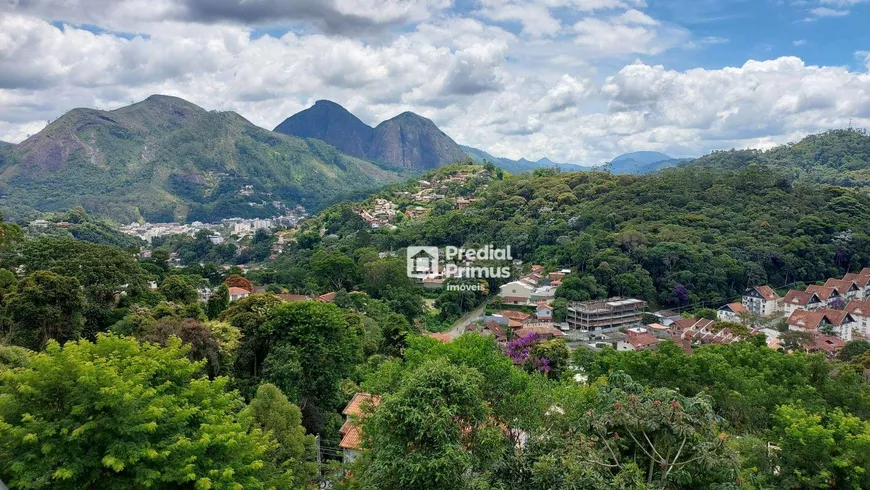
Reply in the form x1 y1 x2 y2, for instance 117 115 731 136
240 383 317 489
0 335 278 489
357 358 504 490
6 271 86 350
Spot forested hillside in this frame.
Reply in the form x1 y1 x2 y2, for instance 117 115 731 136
692 128 870 187
312 163 870 309
0 96 406 223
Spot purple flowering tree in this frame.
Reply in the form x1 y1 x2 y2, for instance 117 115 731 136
670 284 689 305
503 332 565 378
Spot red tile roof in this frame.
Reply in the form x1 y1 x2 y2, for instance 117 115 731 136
343 393 381 417
806 285 838 301
846 299 870 317
723 302 747 314
626 332 659 349
824 278 857 293
783 290 819 306
809 335 846 355
339 393 381 451
788 308 853 330
843 273 870 287
339 425 363 450
753 285 780 301
317 292 337 302
227 287 251 296
497 310 531 321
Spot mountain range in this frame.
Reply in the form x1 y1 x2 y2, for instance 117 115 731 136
0 96 405 223
274 100 467 171
606 151 691 175
461 145 588 173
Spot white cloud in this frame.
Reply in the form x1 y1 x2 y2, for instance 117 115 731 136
793 39 807 46
804 7 851 20
1 0 870 166
571 11 688 56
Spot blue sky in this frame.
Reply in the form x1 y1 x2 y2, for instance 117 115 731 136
2 0 870 163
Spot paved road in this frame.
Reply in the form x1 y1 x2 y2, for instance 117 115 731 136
447 301 489 339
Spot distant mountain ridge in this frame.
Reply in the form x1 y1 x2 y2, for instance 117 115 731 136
0 95 404 222
606 151 691 175
461 145 588 173
275 101 467 171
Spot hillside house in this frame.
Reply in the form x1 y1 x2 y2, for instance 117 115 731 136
807 335 847 359
228 287 250 302
499 281 534 305
339 393 381 463
845 299 870 337
496 310 532 324
535 303 553 322
617 327 659 351
842 269 870 299
742 286 780 317
787 309 855 341
805 285 844 307
717 302 747 323
782 290 824 317
824 278 862 300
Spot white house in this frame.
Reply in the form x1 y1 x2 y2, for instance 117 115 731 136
846 299 870 337
717 302 747 323
742 286 780 317
781 290 824 317
228 287 250 302
499 280 534 305
787 309 855 342
536 303 553 322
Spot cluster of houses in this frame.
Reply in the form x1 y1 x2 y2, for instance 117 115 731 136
120 212 306 244
497 265 564 306
356 169 487 229
716 268 870 356
462 308 564 344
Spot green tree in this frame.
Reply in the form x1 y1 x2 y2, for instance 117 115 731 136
583 372 738 486
240 383 317 489
240 302 362 435
310 250 358 291
158 275 199 304
357 358 504 490
771 405 870 489
837 339 870 362
207 284 230 319
0 335 277 489
6 271 86 350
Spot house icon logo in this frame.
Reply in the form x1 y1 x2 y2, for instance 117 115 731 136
407 246 439 279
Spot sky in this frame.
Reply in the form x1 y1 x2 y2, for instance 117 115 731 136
1 0 869 164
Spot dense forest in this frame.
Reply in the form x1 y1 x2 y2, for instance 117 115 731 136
691 128 870 188
299 160 870 312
